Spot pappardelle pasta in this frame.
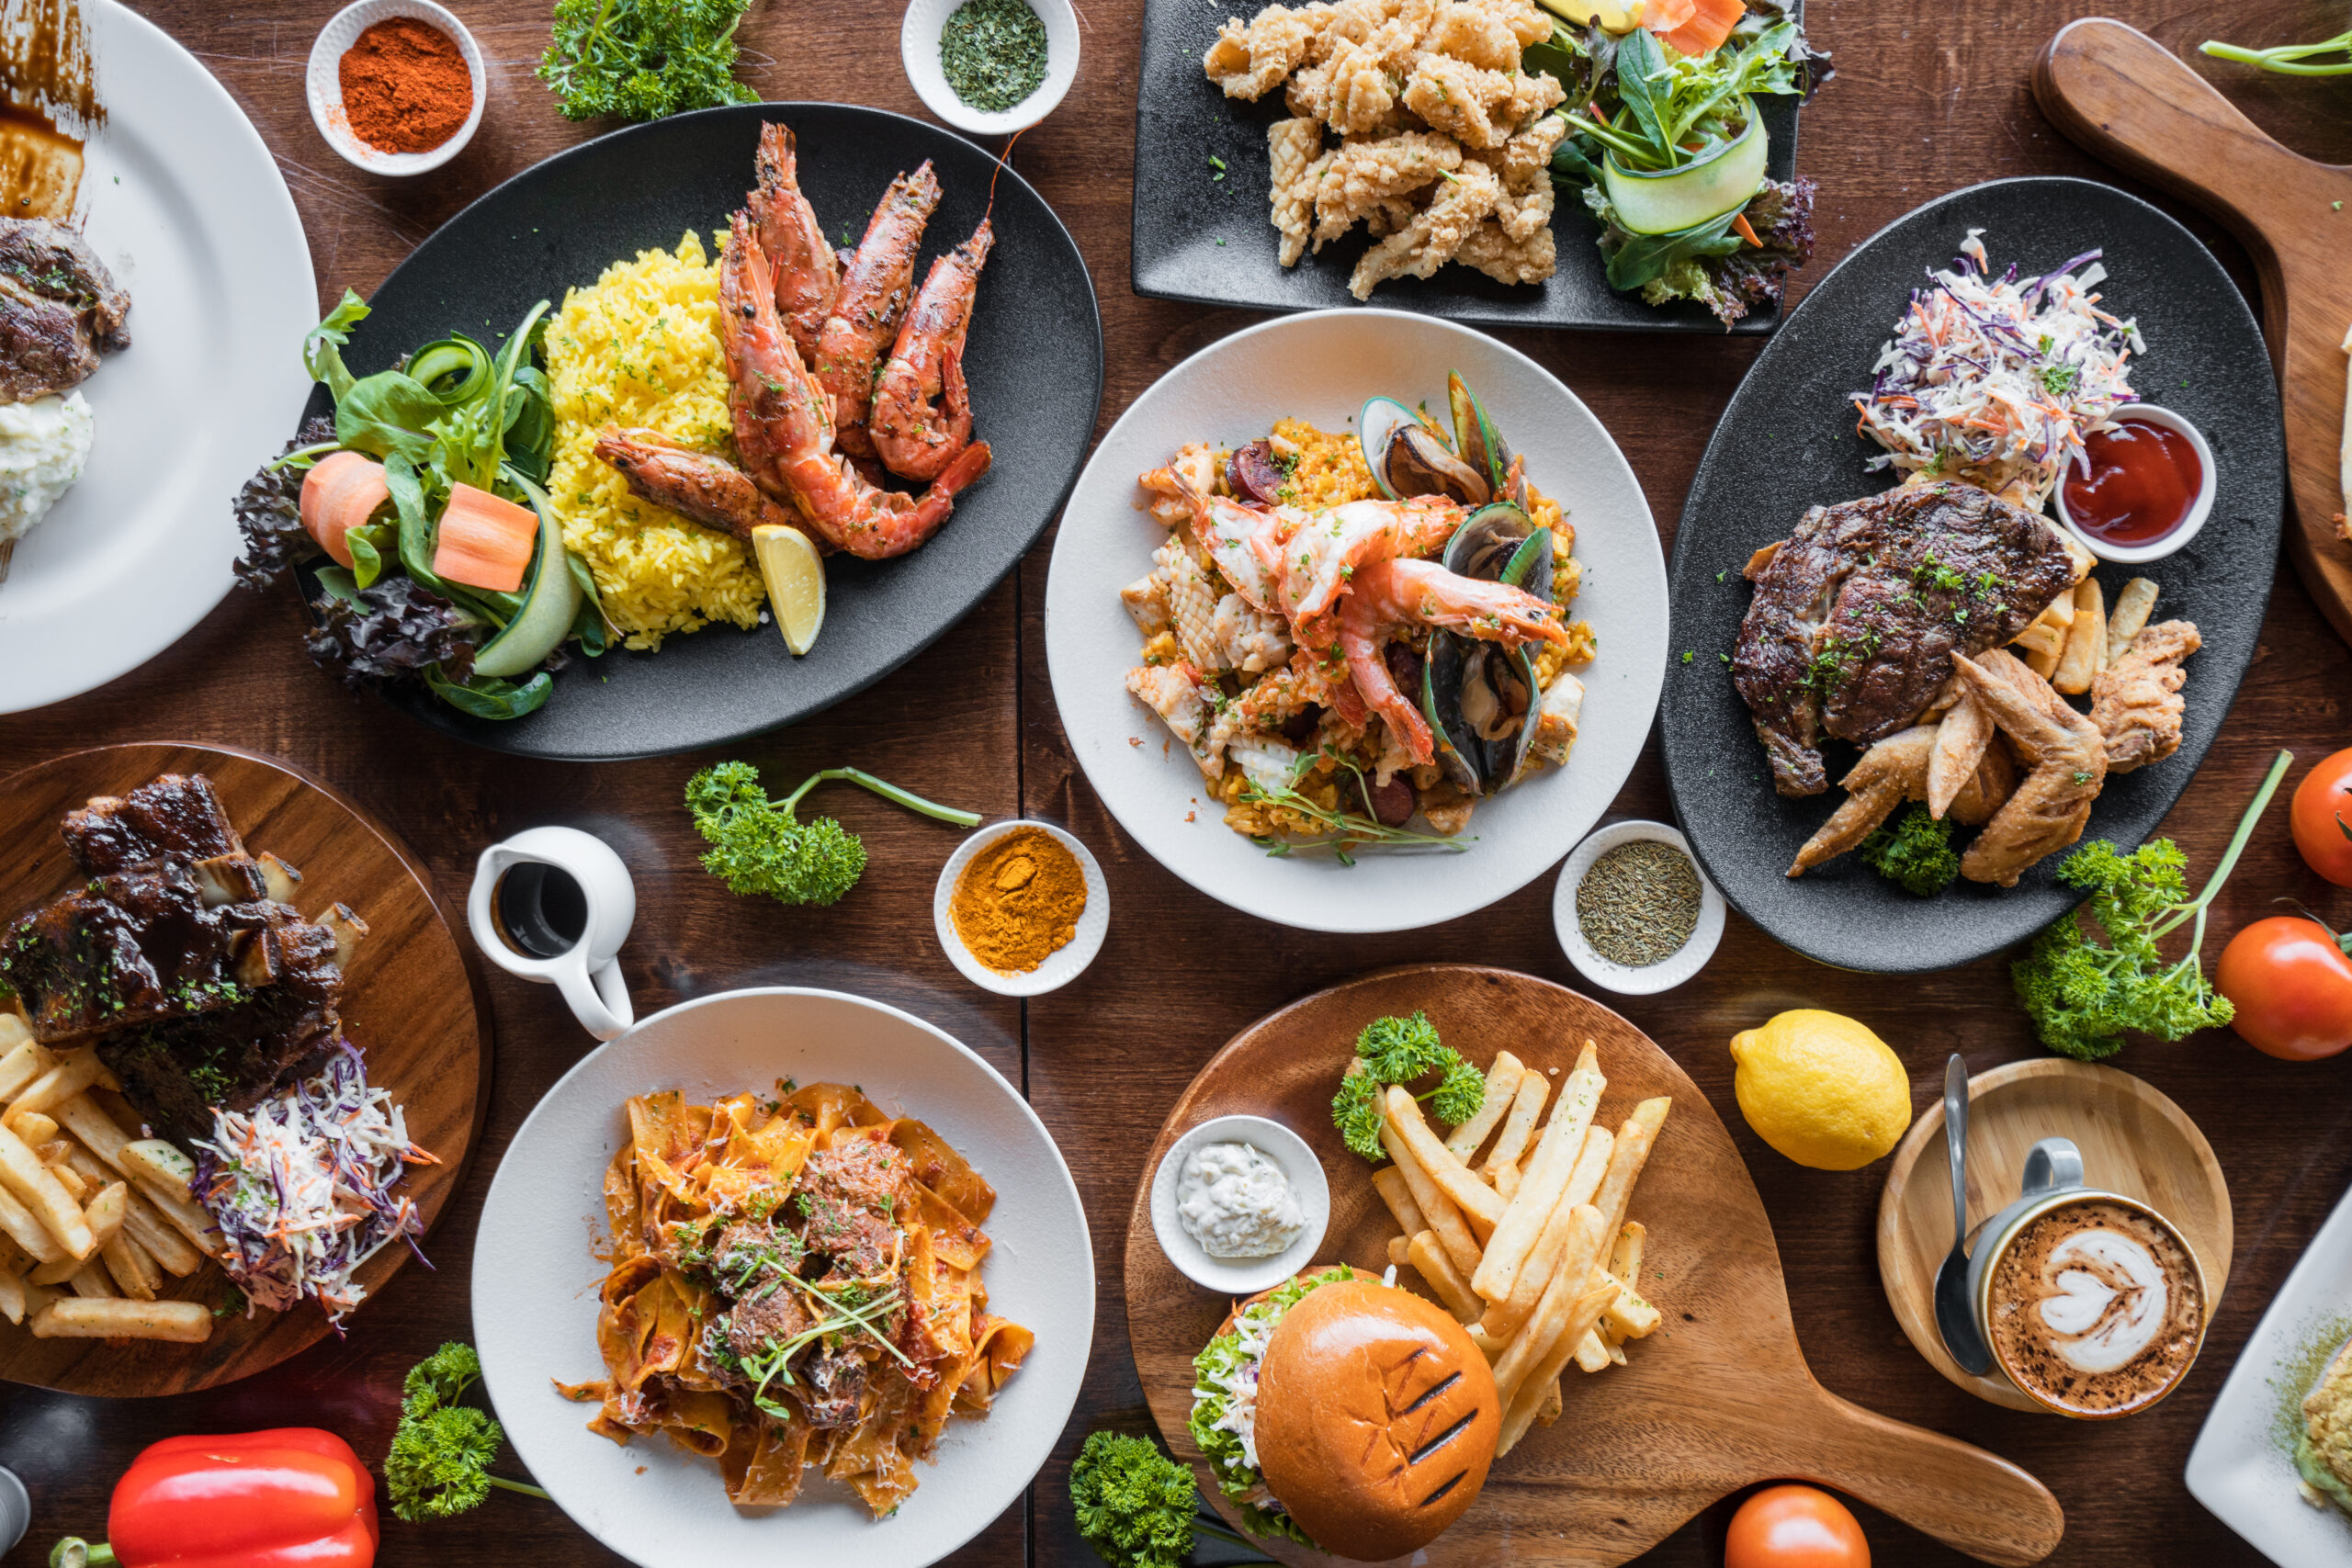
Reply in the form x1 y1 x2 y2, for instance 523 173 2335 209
560 1081 1032 1517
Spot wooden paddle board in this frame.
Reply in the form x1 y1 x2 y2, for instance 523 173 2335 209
0 743 491 1396
1125 965 2064 1566
2037 17 2352 646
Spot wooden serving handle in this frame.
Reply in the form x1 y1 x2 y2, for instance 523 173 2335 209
2035 17 2352 645
1780 1382 2066 1566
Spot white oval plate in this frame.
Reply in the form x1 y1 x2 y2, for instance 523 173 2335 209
474 987 1094 1568
0 1 317 714
1043 309 1668 933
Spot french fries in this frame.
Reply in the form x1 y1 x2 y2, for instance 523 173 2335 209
4 1049 110 1129
1380 1122 1481 1276
1407 1229 1484 1325
1443 1052 1522 1161
1473 1046 1601 1303
1382 1088 1503 1229
2054 577 2105 695
119 1139 196 1202
0 1122 91 1259
1372 1033 1673 1462
1371 1167 1426 1238
2108 576 2158 661
1477 1068 1552 1186
0 1034 53 1103
30 1296 210 1343
0 1266 23 1325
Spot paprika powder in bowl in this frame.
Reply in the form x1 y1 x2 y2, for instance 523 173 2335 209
933 818 1108 996
306 0 485 176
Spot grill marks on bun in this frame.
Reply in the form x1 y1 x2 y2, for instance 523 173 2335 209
1252 1276 1499 1561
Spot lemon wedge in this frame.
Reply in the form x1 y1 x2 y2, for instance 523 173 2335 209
752 523 825 656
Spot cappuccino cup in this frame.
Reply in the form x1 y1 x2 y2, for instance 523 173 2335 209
1965 1137 2207 1418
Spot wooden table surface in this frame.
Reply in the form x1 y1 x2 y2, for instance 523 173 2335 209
5 1 2351 1563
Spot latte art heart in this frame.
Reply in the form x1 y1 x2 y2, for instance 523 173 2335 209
2033 1229 2167 1373
1987 1195 2204 1416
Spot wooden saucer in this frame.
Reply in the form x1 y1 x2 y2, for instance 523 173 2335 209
1876 1057 2230 1411
1128 965 2064 1567
0 743 492 1397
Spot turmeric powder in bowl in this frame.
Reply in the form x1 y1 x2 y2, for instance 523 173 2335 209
950 825 1086 974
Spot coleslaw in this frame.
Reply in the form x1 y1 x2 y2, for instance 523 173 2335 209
1851 228 2144 506
192 1039 434 1325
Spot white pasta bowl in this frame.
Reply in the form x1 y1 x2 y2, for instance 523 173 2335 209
1148 1113 1332 1295
473 987 1093 1568
1042 309 1670 933
900 0 1080 139
306 0 485 176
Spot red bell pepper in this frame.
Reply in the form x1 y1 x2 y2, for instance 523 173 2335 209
51 1427 378 1568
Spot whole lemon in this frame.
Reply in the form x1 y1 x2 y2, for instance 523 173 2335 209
1729 1010 1911 1171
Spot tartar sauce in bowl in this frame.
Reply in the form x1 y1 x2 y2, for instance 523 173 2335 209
1176 1142 1305 1258
1148 1113 1329 1294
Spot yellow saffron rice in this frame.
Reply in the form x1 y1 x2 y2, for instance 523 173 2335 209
543 231 763 649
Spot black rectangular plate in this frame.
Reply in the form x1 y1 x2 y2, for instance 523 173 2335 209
1130 0 1801 333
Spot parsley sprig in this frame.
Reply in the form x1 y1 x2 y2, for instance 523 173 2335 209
1331 1012 1487 1160
2013 750 2291 1059
538 0 760 123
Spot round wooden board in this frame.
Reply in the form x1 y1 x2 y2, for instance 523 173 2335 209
1125 965 2066 1568
0 743 492 1396
1875 1057 2230 1412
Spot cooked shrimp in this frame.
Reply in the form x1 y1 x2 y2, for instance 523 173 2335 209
815 163 941 458
1338 558 1566 764
1272 495 1464 642
870 220 992 481
749 123 840 361
718 211 991 560
593 426 805 543
1146 466 1290 611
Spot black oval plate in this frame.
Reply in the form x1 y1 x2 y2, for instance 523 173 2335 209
1130 0 1804 333
1660 177 2284 973
313 103 1102 761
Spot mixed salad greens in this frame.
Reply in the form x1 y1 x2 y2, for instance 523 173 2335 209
1529 0 1831 325
235 292 609 721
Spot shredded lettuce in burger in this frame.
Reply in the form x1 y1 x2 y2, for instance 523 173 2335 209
1189 1265 1355 1549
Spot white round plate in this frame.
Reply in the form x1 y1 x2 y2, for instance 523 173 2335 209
1148 1112 1330 1296
932 818 1110 996
474 987 1094 1568
1043 309 1669 933
0 2 316 715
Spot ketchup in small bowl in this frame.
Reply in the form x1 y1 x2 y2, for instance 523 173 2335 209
2061 416 2205 547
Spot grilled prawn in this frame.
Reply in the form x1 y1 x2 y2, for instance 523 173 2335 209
718 211 989 560
748 123 840 362
1339 558 1566 765
815 163 942 458
869 220 992 481
592 426 806 543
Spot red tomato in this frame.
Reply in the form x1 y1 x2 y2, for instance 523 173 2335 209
2215 916 2352 1061
1724 1484 1871 1568
2293 750 2352 886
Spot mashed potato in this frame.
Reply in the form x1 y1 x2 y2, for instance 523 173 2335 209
542 231 763 650
0 390 93 557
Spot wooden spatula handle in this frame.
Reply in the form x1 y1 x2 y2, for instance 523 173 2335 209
2034 17 2324 333
1786 1387 2064 1565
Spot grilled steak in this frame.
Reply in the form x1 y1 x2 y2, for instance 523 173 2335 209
62 773 244 874
1731 479 2077 795
0 217 128 403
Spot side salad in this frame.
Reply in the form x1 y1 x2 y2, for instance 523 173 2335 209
234 292 610 720
1530 0 1832 325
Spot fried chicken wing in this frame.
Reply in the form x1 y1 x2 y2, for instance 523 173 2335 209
1951 652 2107 886
1948 735 2018 829
1927 684 1993 820
2091 619 2199 773
1788 725 1938 876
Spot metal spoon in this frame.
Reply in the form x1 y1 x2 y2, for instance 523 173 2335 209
1933 1052 1994 1375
